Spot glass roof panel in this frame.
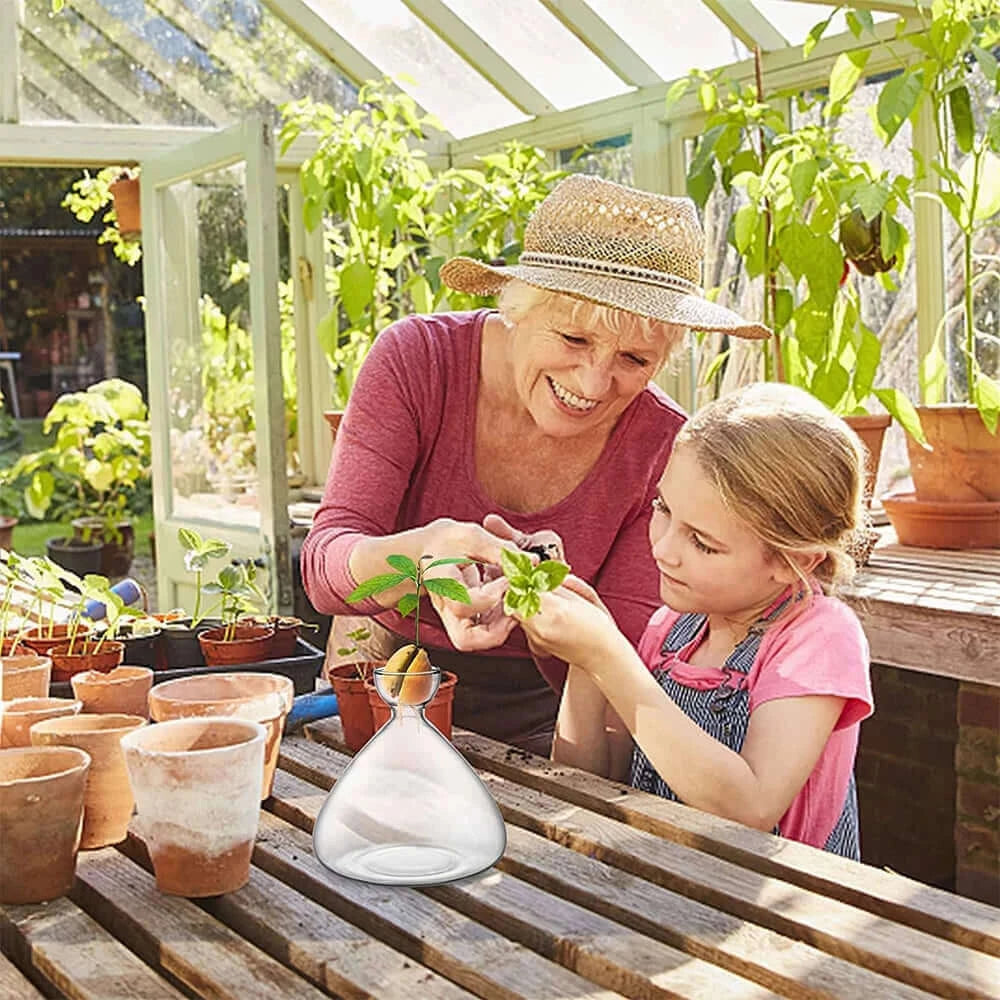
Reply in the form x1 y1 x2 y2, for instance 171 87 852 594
17 0 353 127
303 0 529 138
585 0 748 80
442 0 631 110
751 1 896 46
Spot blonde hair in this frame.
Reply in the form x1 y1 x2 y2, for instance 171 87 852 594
496 278 686 369
676 383 869 595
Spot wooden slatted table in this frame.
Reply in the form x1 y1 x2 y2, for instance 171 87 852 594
3 719 1000 1000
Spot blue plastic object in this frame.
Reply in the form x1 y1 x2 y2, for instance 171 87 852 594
286 690 339 732
84 578 144 621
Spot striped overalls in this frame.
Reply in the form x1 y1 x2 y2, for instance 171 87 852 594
628 605 861 859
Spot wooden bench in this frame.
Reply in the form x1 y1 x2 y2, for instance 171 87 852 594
2 720 998 999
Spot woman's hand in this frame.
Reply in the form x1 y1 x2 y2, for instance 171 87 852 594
482 513 565 564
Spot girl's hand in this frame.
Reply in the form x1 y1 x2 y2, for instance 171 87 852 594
512 575 621 668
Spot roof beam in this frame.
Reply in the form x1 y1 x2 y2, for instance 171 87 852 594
402 0 554 115
148 0 297 110
537 0 660 88
22 57 105 123
66 0 231 125
22 4 167 123
700 0 788 52
0 0 20 123
792 0 926 13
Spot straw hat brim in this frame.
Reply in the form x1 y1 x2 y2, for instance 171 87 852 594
440 257 771 340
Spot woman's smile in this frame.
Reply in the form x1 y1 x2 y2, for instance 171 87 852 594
546 375 599 413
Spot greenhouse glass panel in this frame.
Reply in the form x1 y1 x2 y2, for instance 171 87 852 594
585 0 747 79
751 1 895 46
559 134 633 187
304 0 529 138
17 0 353 127
442 0 630 110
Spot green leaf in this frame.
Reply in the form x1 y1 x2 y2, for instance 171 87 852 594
972 45 998 87
829 49 869 107
503 590 528 613
967 152 1000 221
422 577 472 604
347 572 409 602
773 288 794 332
732 203 758 254
339 258 375 327
700 347 730 385
875 70 924 143
532 561 570 592
949 85 975 155
425 557 470 569
504 589 541 619
397 592 419 617
873 388 926 446
853 183 889 221
500 547 533 580
972 373 1000 435
663 78 690 117
919 340 947 405
178 527 200 552
790 160 818 208
385 554 418 578
686 157 717 211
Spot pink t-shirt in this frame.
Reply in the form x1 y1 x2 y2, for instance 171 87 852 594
301 310 686 687
637 595 873 849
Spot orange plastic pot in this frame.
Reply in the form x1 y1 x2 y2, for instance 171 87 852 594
198 623 275 666
49 640 125 683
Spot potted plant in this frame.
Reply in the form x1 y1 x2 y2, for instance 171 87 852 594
15 556 93 657
829 1 1000 546
0 379 151 577
197 561 273 666
48 573 126 682
670 47 926 506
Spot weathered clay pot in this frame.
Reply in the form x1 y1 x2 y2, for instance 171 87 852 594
882 492 1000 549
121 717 265 897
31 713 147 848
71 666 154 718
50 640 125 684
269 617 303 658
198 623 275 666
148 672 293 799
0 745 90 903
22 623 93 658
329 663 378 752
368 669 458 741
1 654 52 700
0 636 22 656
844 413 891 505
1 697 82 748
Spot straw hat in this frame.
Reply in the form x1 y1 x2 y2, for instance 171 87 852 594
440 174 770 340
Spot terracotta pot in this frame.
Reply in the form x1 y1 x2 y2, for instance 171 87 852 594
31 713 147 849
121 717 265 897
148 672 294 799
198 623 275 667
0 515 17 551
22 623 93 658
0 636 23 656
71 666 154 718
905 404 1000 502
49 640 125 683
1 654 52 699
1 697 82 748
882 492 1000 549
368 670 458 741
269 617 302 659
329 662 378 752
109 175 141 237
0 746 90 903
323 410 344 442
844 413 891 506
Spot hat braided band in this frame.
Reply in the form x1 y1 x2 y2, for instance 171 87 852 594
519 252 701 296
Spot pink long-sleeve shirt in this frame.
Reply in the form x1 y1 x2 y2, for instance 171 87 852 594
301 310 685 748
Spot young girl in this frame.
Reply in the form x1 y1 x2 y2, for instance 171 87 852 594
513 382 874 858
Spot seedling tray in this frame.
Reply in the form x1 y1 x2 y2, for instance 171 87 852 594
50 637 323 698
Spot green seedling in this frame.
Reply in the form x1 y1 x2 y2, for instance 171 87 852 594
500 548 570 619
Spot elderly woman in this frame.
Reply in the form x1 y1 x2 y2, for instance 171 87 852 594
301 174 768 755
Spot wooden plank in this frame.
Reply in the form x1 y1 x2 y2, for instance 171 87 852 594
255 798 628 1000
70 848 327 1000
305 719 1000 956
0 950 45 1000
0 896 183 999
292 728 1000 999
197 864 479 1000
267 769 775 999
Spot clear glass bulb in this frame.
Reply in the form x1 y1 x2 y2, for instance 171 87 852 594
314 666 506 885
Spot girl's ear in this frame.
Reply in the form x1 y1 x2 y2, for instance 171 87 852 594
772 548 825 583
